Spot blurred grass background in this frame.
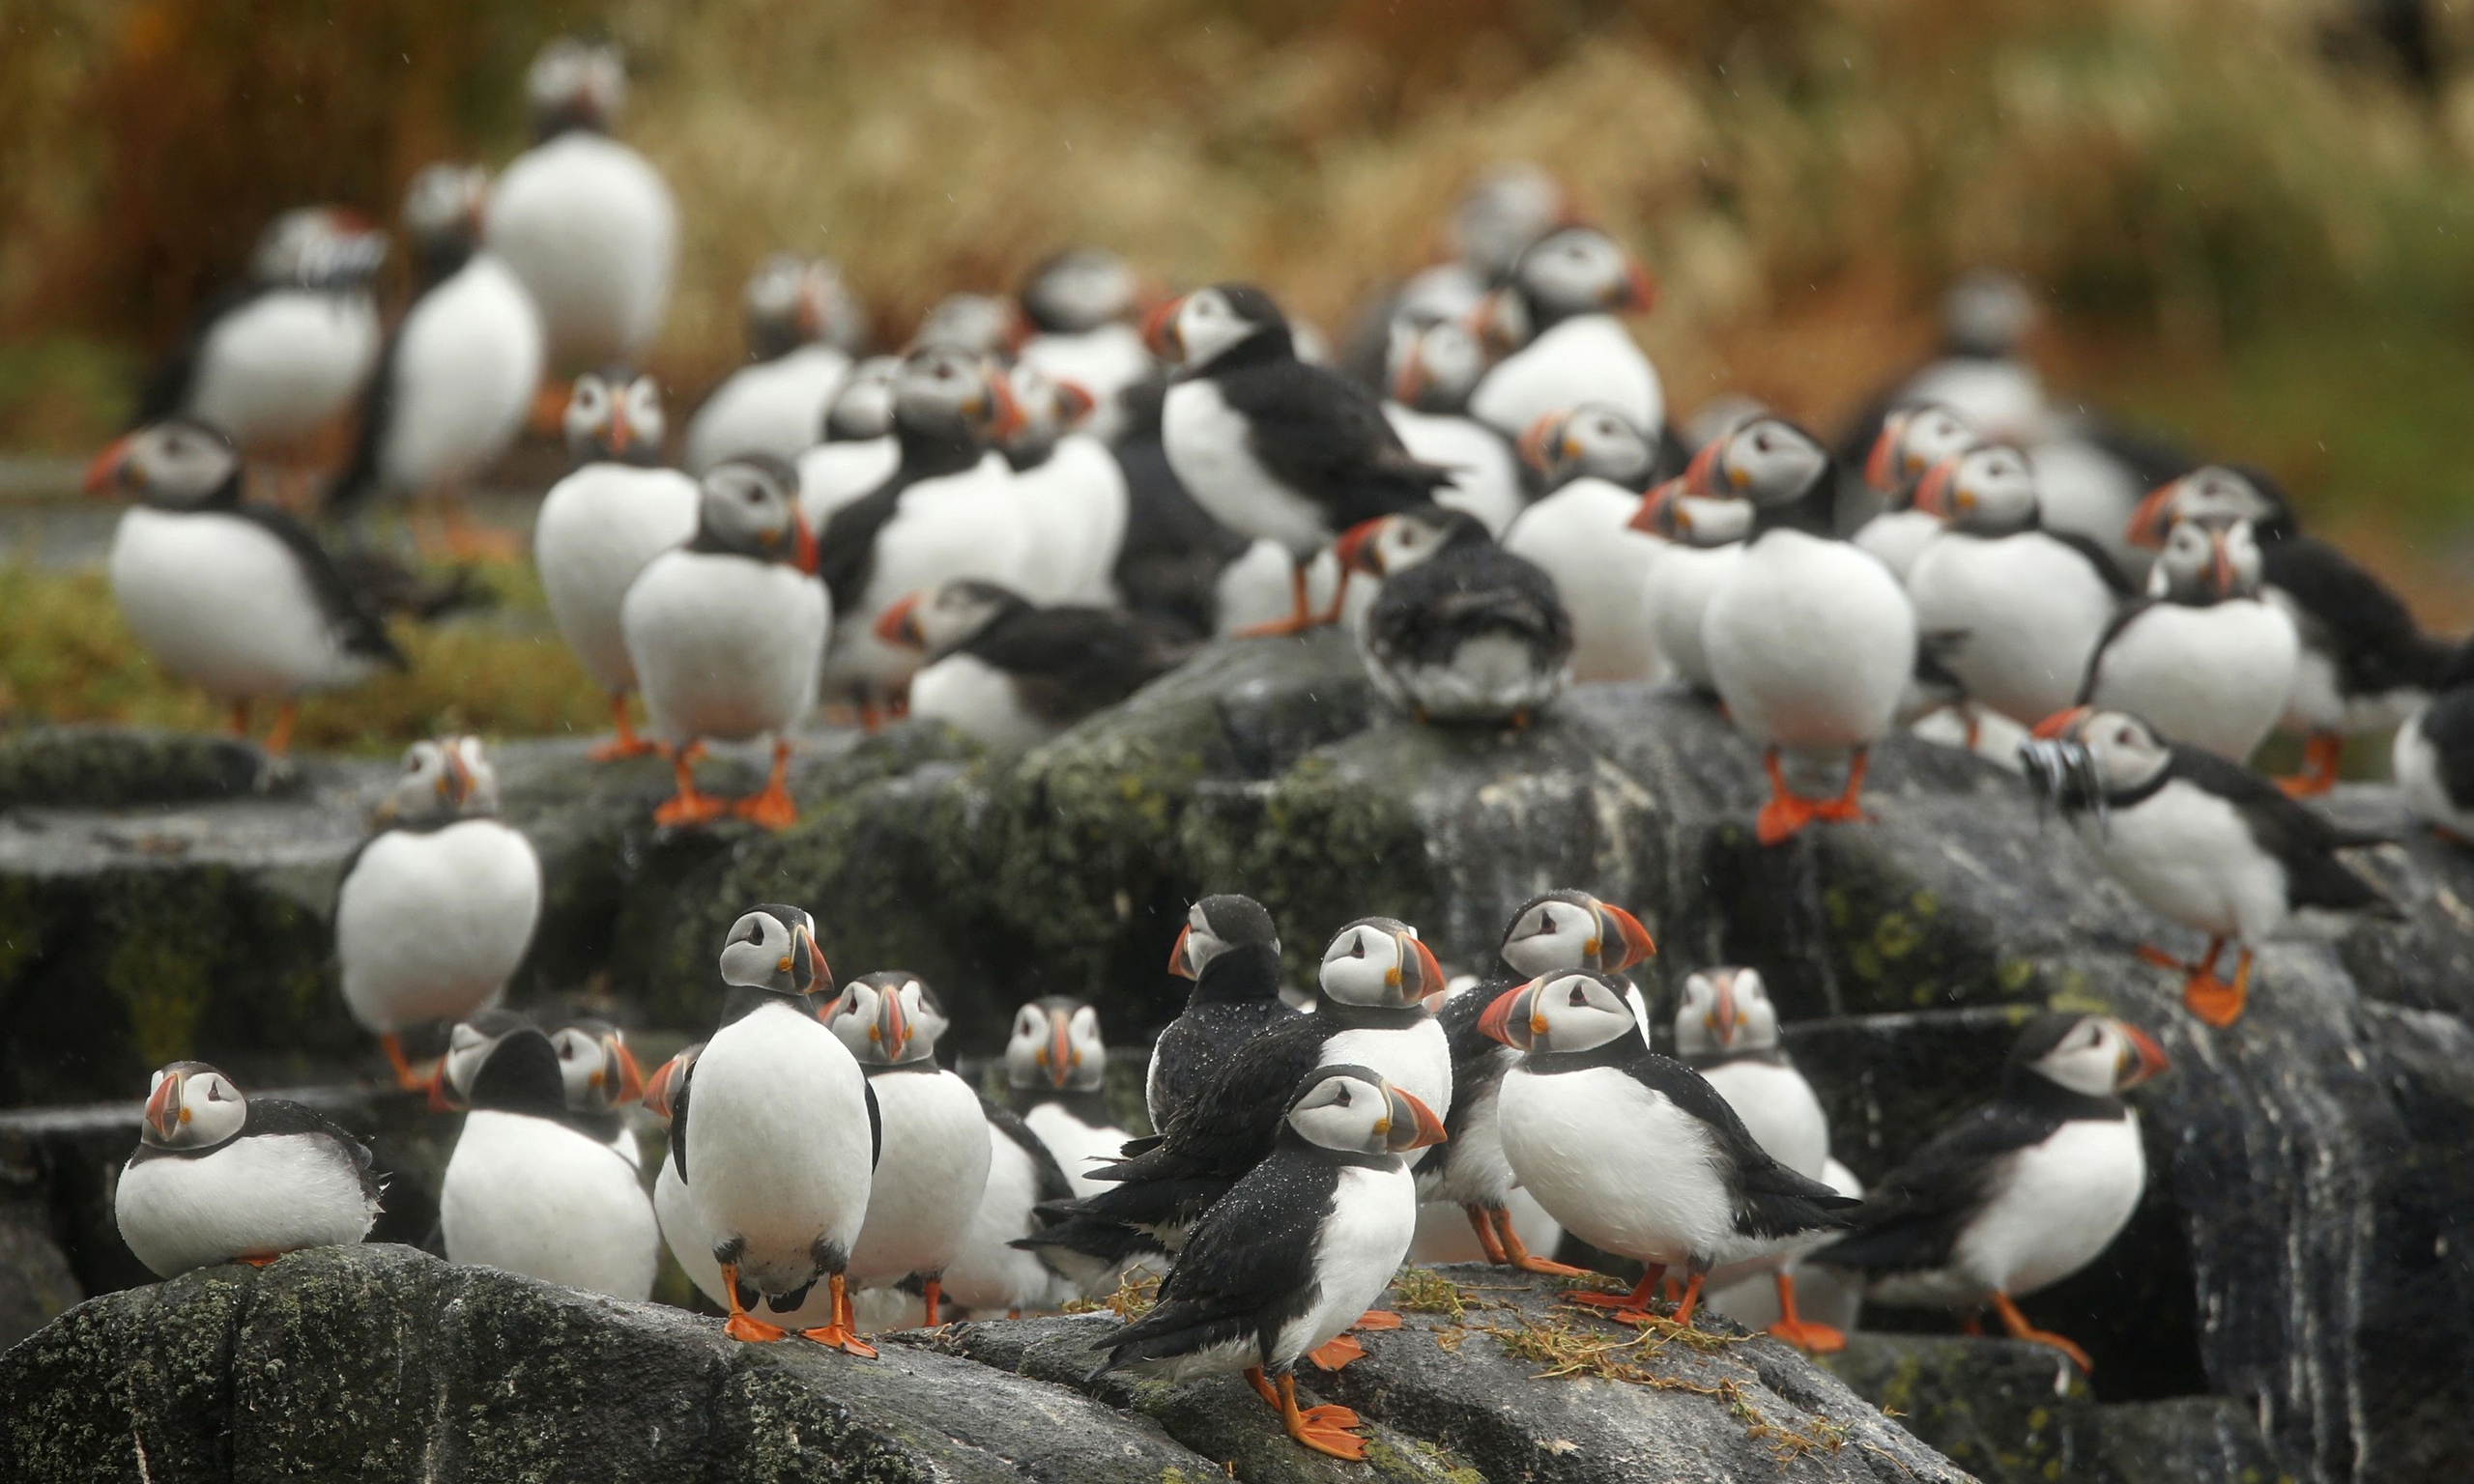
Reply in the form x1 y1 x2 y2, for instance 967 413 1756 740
6 0 2474 740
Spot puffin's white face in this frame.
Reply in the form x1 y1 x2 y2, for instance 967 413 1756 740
1916 444 2038 534
1344 507 1463 580
698 459 808 563
1669 492 1756 548
2075 708 2174 792
375 735 496 825
1673 967 1778 1057
1499 893 1655 978
915 293 1014 357
2027 1014 2169 1099
1002 362 1096 450
641 1042 702 1126
551 1021 646 1113
1482 971 1638 1054
564 373 664 463
827 974 936 1065
527 37 626 131
1285 1068 1448 1156
88 419 240 507
1453 162 1568 278
718 907 829 997
1028 249 1141 333
1162 288 1265 368
142 1062 246 1150
1317 919 1444 1009
884 579 1018 654
440 1015 519 1106
2148 515 2262 602
1565 404 1655 483
1005 998 1107 1091
401 163 486 249
1866 404 1976 498
2135 466 2279 548
1513 227 1652 318
1716 418 1830 506
1386 318 1489 410
826 357 903 441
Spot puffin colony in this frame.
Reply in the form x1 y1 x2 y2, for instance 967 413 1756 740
81 31 2457 1467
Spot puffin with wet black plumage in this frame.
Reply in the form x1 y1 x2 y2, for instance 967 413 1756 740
1144 896 1299 1132
1338 504 1571 727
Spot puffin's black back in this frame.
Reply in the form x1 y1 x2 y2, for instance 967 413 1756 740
1200 329 1455 530
466 1028 571 1118
2162 745 2399 917
1366 541 1572 671
957 603 1186 723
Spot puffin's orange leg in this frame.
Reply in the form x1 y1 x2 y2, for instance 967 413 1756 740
588 694 662 761
261 699 300 757
1765 1271 1846 1353
1277 1373 1367 1461
1670 1272 1707 1326
1810 748 1872 824
1496 1210 1586 1277
1756 751 1824 845
1246 1366 1282 1411
377 1034 429 1093
2277 732 2345 799
1992 1290 2092 1373
1565 1265 1664 1322
1466 1204 1510 1266
731 738 799 829
1238 563 1319 638
918 1276 943 1328
801 1273 878 1356
719 1263 788 1343
652 741 728 827
2184 947 2252 1028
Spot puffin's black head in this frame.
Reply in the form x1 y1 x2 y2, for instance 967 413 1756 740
1451 162 1568 281
453 1023 571 1117
551 1017 648 1115
1317 917 1446 1011
872 578 1027 657
1479 970 1638 1055
83 419 242 510
823 356 903 442
1498 889 1655 980
1006 995 1106 1092
1167 895 1279 981
141 1060 247 1152
1516 403 1654 491
1020 247 1147 335
719 905 831 1000
564 371 665 466
1672 966 1776 1059
826 970 944 1067
1286 1064 1448 1156
250 206 387 290
745 252 868 361
1144 284 1287 369
695 456 816 570
374 735 498 828
2019 707 2172 819
1335 504 1491 581
893 346 1015 452
2126 464 2294 550
641 1041 704 1127
1506 226 1654 323
2007 1012 2170 1099
912 293 1018 358
401 163 488 277
2146 512 2262 604
1386 317 1491 414
436 1008 537 1111
1863 404 1978 501
527 36 626 139
1911 443 2039 537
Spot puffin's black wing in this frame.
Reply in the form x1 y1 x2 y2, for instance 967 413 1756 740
1220 360 1455 529
1809 1099 2066 1273
134 283 268 426
2263 536 2450 696
2167 746 2401 916
243 1097 384 1205
224 505 407 668
326 323 410 515
1366 546 1572 671
983 1095 1076 1211
962 606 1183 724
1098 1146 1329 1373
2423 687 2474 812
813 476 910 616
2076 598 2162 703
1619 1046 1858 1239
866 1079 884 1169
669 1056 695 1182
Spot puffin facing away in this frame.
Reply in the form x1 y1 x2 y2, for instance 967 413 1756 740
116 1061 381 1278
1146 895 1299 1131
1811 1013 2169 1373
1339 504 1572 727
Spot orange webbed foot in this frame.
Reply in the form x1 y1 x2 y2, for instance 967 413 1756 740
1510 1252 1589 1276
1304 1334 1366 1371
654 792 731 828
2182 973 2247 1027
727 1312 790 1343
1767 1317 1847 1354
2135 944 2190 973
731 785 799 830
1289 1417 1368 1461
1298 1403 1361 1429
1353 1310 1401 1330
237 1253 280 1269
800 1325 878 1357
587 733 662 762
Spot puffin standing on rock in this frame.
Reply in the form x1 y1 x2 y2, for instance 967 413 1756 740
2078 512 2298 764
1096 1065 1445 1462
1146 895 1298 1131
1811 1013 2170 1373
1339 504 1573 727
2021 707 2399 1025
872 578 1186 748
334 736 542 1090
1154 284 1453 633
115 1062 382 1278
620 456 825 828
1465 225 1662 442
1002 996 1131 1198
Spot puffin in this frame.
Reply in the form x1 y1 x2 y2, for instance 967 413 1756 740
793 356 905 531
1152 283 1453 632
115 1061 382 1278
1903 443 2133 728
1695 417 1919 843
1003 996 1133 1198
1810 1013 2170 1373
549 1015 649 1166
1015 247 1158 444
824 972 993 1328
1627 472 1757 697
483 38 676 371
1483 970 1859 1326
327 163 544 559
1338 504 1573 727
683 254 865 474
334 736 543 1090
85 418 402 753
912 292 1018 357
437 1018 661 1300
941 1096 1079 1319
1671 967 1852 1353
682 905 877 1352
996 361 1132 606
1095 1064 1446 1461
2393 638 2474 840
2021 707 2400 1025
1339 161 1570 383
1147 895 1299 1131
134 206 387 501
873 578 1185 748
1853 404 1979 581
1381 317 1524 534
619 455 826 828
2125 464 2450 795
1519 402 1665 494
532 370 702 760
1501 408 1666 681
2078 512 2299 762
1421 890 1654 1275
1464 226 1662 441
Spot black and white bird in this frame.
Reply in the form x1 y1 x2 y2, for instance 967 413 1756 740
115 1061 381 1278
1338 504 1572 727
1015 247 1158 444
1002 996 1133 1199
1094 1064 1445 1462
484 39 676 370
797 356 906 532
437 1018 660 1300
2079 512 2299 763
1464 226 1662 441
328 163 544 558
1853 404 1979 582
2022 707 2399 1025
1381 318 1523 534
1518 401 1666 493
822 971 992 1328
620 456 826 827
643 1041 837 1327
1810 1013 2170 1373
1153 284 1453 632
1503 406 1667 681
1904 443 2133 728
334 736 542 1090
1146 896 1299 1132
872 579 1186 748
1342 161 1570 384
2394 638 2474 840
998 363 1130 607
1627 472 1756 697
2126 464 2450 795
681 905 878 1353
548 1015 649 1166
86 418 402 753
1482 970 1859 1326
1693 417 1919 843
684 254 865 473
940 1096 1079 1319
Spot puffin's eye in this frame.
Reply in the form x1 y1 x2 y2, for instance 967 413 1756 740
204 1081 226 1101
1567 985 1589 1007
1333 1086 1350 1105
1349 937 1366 958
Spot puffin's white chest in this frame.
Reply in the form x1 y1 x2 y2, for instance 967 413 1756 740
1499 1064 1752 1268
1021 1101 1128 1199
1383 404 1523 535
685 345 852 474
827 456 1032 693
378 256 544 491
909 653 1050 750
939 1119 1071 1315
1853 509 1942 585
796 438 901 531
686 1004 876 1293
622 550 827 742
1501 478 1662 682
116 1134 376 1279
1645 542 1741 691
108 507 374 698
1012 434 1132 606
189 289 380 446
1705 528 1917 752
484 131 676 365
1468 317 1662 440
848 1068 994 1284
2085 599 2299 761
334 818 542 1034
1163 379 1331 556
1698 1059 1830 1181
1269 1162 1419 1366
1952 1116 2144 1297
2079 782 2290 942
441 1109 658 1300
532 463 701 693
1908 530 2118 727
1316 1018 1453 1120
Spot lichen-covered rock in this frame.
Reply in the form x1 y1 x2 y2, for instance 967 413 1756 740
0 1133 79 1350
0 726 296 813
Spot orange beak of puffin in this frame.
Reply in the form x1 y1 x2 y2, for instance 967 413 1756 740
2124 481 2180 550
1593 902 1655 970
1862 416 1906 493
874 987 912 1062
143 1072 184 1140
2030 705 2090 741
791 924 829 997
986 375 1026 442
440 748 476 807
1911 458 1958 519
83 436 135 498
1334 518 1386 577
1515 413 1564 475
1627 480 1678 537
1382 1083 1450 1152
792 512 820 575
1479 982 1538 1049
1618 258 1658 314
1389 351 1426 406
1166 924 1195 978
1045 1007 1077 1089
2115 1022 2172 1088
1707 978 1740 1045
1054 379 1097 426
1387 930 1445 1006
2210 529 2236 597
642 1055 682 1121
603 1035 647 1106
1681 436 1725 497
873 591 925 648
1142 296 1186 360
604 401 632 458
